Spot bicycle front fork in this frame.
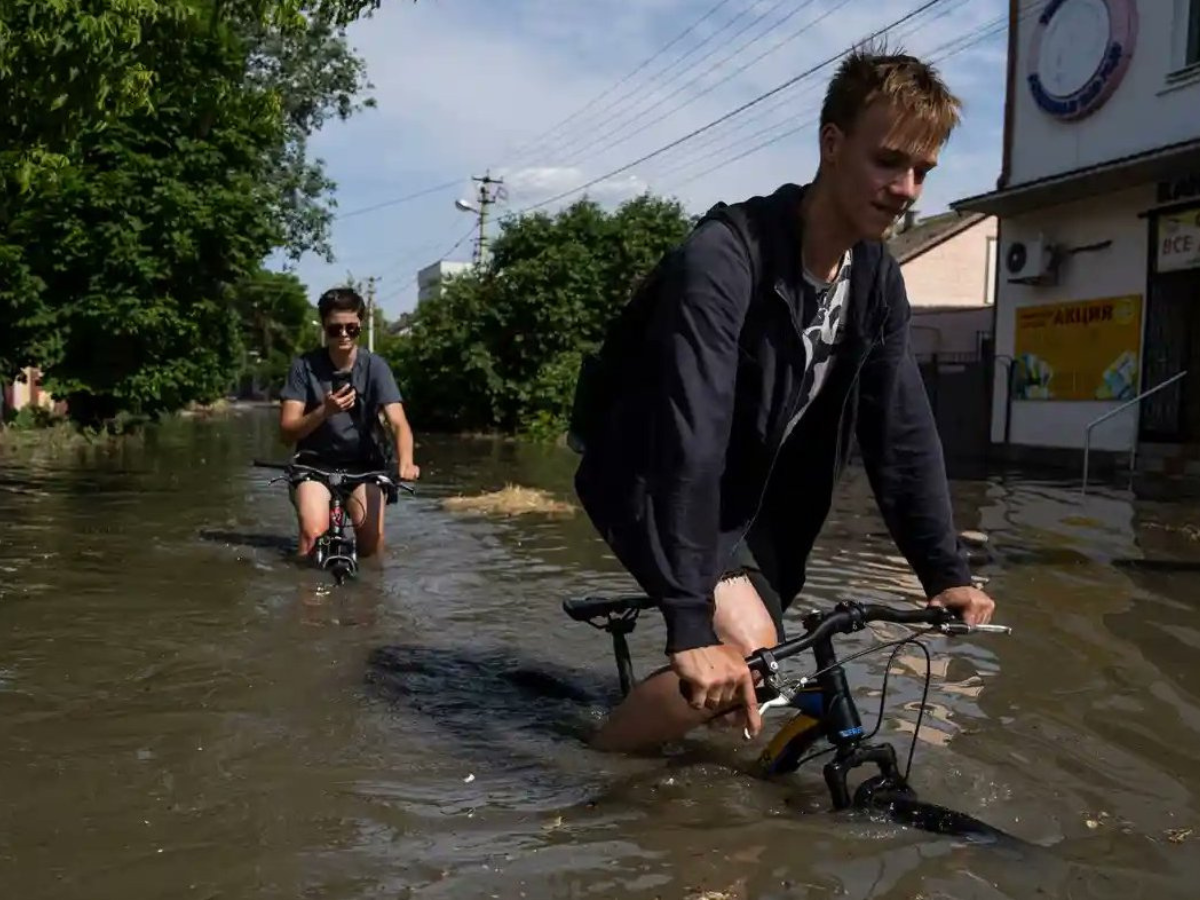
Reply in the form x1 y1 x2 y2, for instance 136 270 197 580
823 741 912 811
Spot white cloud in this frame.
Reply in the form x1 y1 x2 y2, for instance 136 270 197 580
275 0 1011 315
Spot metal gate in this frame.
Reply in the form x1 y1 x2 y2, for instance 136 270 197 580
917 351 991 467
1140 272 1193 440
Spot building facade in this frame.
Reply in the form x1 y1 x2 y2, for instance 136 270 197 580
890 210 998 358
416 260 472 306
955 0 1200 468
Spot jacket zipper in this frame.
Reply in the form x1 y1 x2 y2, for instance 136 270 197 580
831 297 892 480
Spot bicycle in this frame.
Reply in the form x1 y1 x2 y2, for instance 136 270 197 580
563 594 1019 844
253 457 414 585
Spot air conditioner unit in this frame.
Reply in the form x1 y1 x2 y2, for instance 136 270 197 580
1004 236 1056 284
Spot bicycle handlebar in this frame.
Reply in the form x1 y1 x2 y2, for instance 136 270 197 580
744 601 1008 676
678 600 1010 705
251 459 416 494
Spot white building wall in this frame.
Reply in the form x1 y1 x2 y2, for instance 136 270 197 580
991 184 1152 451
1008 0 1200 188
417 260 472 305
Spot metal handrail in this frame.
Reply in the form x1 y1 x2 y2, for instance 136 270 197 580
1081 370 1188 494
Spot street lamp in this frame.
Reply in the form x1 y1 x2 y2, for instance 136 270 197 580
455 198 477 213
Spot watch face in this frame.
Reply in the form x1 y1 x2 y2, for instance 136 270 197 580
1027 0 1138 121
1036 0 1110 98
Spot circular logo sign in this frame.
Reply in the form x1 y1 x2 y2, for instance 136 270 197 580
1027 0 1138 121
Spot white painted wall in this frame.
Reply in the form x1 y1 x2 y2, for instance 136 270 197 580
1009 0 1200 187
991 184 1152 450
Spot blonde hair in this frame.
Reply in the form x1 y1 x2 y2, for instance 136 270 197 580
820 39 962 155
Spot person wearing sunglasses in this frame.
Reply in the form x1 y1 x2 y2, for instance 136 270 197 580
278 286 420 560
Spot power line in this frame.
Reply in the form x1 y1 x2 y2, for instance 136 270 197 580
493 0 738 170
564 0 834 170
637 0 974 183
653 3 1030 195
333 178 464 220
548 0 798 167
510 0 954 217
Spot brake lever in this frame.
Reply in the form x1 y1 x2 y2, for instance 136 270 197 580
742 682 804 740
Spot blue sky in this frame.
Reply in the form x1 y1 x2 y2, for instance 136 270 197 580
270 0 1012 317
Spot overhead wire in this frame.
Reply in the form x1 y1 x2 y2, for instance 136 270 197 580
653 1 1032 195
549 0 802 167
638 0 976 183
508 0 955 217
494 0 741 172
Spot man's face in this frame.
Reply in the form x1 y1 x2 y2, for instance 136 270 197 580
821 100 941 241
323 309 362 351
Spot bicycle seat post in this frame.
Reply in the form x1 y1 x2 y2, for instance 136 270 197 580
602 611 638 698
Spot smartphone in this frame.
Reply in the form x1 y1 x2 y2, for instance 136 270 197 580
331 371 352 394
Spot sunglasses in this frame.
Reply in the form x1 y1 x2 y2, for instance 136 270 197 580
325 322 361 338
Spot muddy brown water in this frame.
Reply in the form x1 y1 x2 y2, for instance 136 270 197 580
2 407 1200 899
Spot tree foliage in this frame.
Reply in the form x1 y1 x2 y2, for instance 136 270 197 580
0 0 381 428
388 194 695 439
232 268 320 395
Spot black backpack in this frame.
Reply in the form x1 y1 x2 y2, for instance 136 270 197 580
566 201 761 455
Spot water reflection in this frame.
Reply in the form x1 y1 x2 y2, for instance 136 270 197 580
1 409 1198 898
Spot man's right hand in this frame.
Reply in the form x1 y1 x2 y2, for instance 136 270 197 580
671 644 762 738
321 385 355 418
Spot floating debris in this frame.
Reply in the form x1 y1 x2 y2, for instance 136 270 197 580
441 484 576 517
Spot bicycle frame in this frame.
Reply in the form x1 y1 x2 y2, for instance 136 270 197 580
252 457 413 585
564 595 1017 843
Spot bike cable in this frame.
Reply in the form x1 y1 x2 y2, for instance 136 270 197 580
788 631 936 779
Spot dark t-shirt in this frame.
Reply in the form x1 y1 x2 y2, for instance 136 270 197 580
280 348 403 464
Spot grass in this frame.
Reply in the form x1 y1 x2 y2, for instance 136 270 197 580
441 483 577 517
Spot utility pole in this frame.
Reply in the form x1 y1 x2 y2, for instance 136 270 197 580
470 171 505 266
366 275 376 352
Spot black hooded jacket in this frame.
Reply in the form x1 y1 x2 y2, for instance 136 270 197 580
574 183 973 654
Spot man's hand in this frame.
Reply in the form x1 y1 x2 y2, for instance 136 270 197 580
322 385 356 417
671 644 763 739
928 584 995 625
399 461 420 481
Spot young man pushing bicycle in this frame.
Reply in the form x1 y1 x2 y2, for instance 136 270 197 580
279 287 420 560
572 44 995 752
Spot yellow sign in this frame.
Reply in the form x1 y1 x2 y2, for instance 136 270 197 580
1013 295 1142 401
1158 205 1200 272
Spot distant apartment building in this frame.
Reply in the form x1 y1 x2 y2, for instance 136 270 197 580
416 260 472 306
955 0 1200 471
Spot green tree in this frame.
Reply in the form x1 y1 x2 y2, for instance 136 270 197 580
0 0 380 427
0 0 384 191
233 268 320 396
388 193 694 439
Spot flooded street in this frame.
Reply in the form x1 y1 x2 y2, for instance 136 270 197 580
3 406 1200 899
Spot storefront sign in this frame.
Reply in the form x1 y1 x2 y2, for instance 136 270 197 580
1156 175 1200 206
1013 295 1143 401
1028 0 1138 121
1157 205 1200 272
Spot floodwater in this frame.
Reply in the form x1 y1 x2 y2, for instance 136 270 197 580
2 406 1199 900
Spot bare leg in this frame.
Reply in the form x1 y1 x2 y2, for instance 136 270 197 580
348 483 386 558
589 576 781 753
293 481 332 558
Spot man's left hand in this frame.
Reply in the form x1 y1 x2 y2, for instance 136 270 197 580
398 461 421 481
928 585 994 626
